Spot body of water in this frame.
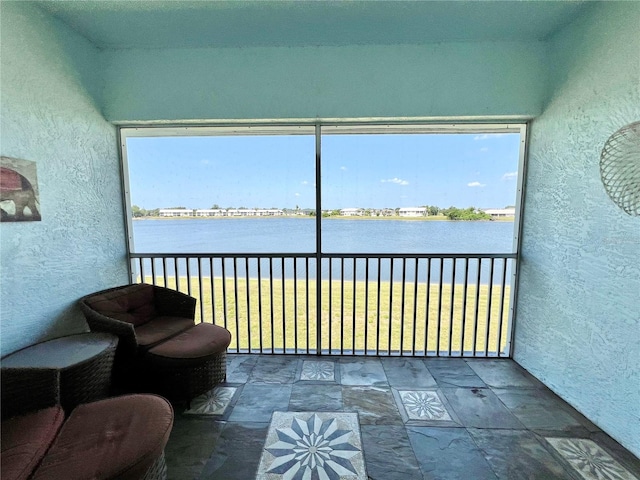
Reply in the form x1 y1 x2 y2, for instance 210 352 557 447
133 217 514 254
132 218 515 285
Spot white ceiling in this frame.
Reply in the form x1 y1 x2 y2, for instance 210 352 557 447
33 0 592 49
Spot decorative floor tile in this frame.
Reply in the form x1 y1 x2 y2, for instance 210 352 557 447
184 386 237 415
546 438 638 480
256 411 367 480
301 360 335 381
399 390 452 421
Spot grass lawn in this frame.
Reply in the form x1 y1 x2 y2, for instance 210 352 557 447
140 276 511 356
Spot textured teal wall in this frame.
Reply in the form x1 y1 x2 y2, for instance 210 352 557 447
516 2 640 456
101 42 546 122
0 3 128 355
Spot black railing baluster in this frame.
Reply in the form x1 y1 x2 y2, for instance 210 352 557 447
246 257 251 354
139 258 146 284
340 258 345 356
412 257 419 356
497 258 508 357
198 258 204 324
294 257 298 354
364 258 370 355
400 258 407 356
485 258 495 357
269 258 275 354
424 258 432 355
388 258 394 356
173 258 178 291
473 258 482 356
376 258 381 356
305 257 310 355
461 258 469 356
210 258 216 325
448 258 457 356
436 259 444 356
162 257 168 287
186 257 192 297
150 258 156 285
282 257 286 353
233 258 240 343
352 258 357 355
257 258 263 354
328 258 333 354
221 257 228 331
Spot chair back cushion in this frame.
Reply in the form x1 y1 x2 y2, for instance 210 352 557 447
84 284 156 327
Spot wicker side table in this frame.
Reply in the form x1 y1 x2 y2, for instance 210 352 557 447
1 332 118 412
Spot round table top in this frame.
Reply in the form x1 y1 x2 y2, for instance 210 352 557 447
1 332 117 369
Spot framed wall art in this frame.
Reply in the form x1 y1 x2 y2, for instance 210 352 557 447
1 156 41 222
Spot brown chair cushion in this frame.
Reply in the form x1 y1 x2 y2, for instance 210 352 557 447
147 323 231 360
84 284 156 327
31 394 173 480
1 406 65 480
135 316 194 348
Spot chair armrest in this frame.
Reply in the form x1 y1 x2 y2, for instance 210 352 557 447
79 301 138 355
1 368 60 419
153 286 197 320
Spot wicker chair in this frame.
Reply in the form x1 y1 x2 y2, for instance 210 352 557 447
79 283 231 404
1 368 172 480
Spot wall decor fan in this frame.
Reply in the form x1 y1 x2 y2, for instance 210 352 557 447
599 121 640 216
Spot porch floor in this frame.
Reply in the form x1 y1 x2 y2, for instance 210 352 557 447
165 355 640 480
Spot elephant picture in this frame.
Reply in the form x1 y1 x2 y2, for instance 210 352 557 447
1 157 41 222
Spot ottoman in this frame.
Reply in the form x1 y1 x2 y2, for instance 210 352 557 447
144 323 232 405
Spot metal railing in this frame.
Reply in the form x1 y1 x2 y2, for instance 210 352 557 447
130 253 516 357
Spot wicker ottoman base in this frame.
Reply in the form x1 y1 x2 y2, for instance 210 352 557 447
144 323 231 404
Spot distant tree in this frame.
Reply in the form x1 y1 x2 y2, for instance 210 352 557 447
131 205 143 217
426 205 440 216
148 208 160 217
443 206 490 221
505 205 515 209
211 204 220 209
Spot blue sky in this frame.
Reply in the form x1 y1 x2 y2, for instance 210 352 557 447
126 132 520 210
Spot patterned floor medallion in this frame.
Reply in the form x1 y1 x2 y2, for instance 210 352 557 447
256 411 367 479
399 390 452 421
184 386 237 415
546 438 638 480
300 361 335 381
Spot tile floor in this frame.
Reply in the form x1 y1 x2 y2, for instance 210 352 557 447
165 355 640 480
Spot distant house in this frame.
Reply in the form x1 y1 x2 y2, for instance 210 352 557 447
195 209 225 217
483 208 516 218
340 208 364 216
399 207 427 217
159 208 193 217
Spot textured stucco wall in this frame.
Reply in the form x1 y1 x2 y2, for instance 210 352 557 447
101 41 546 122
516 2 640 456
0 3 128 355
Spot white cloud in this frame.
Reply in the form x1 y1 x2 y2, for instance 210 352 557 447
200 159 211 165
294 192 300 197
301 180 309 185
340 166 347 171
381 177 409 186
502 171 518 180
467 181 486 187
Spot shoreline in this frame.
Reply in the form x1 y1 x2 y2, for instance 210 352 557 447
133 215 514 222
